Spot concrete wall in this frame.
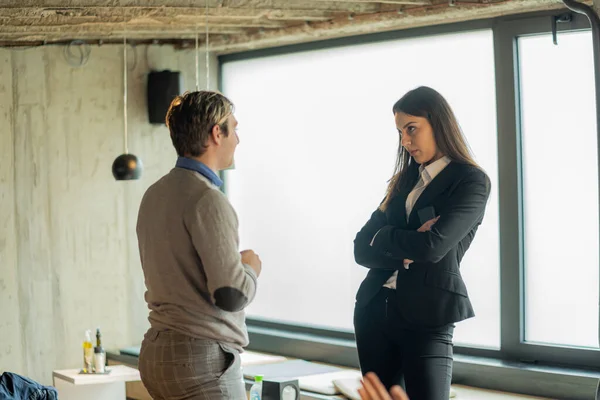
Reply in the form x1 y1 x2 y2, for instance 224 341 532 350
0 44 218 384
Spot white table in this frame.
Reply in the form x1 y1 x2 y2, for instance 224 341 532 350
52 365 141 400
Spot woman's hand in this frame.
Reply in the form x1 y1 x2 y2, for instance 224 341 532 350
358 372 409 400
403 216 440 266
417 216 440 232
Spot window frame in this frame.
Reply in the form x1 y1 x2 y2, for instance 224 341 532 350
218 9 600 399
494 13 600 369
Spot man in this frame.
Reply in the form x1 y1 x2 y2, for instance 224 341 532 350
136 91 261 399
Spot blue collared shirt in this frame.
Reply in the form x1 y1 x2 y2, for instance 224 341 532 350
175 157 223 187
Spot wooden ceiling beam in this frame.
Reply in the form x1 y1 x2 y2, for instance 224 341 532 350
1 1 423 13
207 0 589 54
0 0 591 49
0 25 250 36
0 15 292 29
0 31 242 43
0 7 341 21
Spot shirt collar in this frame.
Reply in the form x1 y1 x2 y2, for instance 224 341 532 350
419 156 451 184
175 157 223 187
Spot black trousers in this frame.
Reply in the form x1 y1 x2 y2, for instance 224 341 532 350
354 287 454 400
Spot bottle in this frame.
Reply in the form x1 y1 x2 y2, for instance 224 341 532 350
249 375 263 400
95 327 102 348
94 346 106 373
82 330 93 373
94 327 106 373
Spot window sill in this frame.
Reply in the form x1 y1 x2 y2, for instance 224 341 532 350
452 354 600 399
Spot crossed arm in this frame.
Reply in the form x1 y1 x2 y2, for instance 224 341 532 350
354 170 490 268
354 208 402 270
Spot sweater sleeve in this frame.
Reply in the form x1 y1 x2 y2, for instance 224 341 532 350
184 189 257 312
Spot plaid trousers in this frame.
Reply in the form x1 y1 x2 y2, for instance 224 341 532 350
139 328 246 400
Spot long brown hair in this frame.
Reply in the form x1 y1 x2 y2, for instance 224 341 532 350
380 86 480 211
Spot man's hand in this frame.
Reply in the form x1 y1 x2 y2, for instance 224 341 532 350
403 216 440 266
241 250 262 277
358 372 409 400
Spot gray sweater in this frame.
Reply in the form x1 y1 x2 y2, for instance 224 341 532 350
136 167 257 351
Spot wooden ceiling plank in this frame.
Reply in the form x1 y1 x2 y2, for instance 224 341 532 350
0 6 340 19
208 0 585 53
0 1 415 12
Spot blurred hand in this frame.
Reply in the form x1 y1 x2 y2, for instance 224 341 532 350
241 250 262 277
358 372 409 400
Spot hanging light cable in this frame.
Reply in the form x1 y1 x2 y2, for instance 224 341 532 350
112 10 143 181
195 28 199 91
123 33 128 155
205 0 210 90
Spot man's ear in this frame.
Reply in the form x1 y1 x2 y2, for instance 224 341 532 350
210 124 222 146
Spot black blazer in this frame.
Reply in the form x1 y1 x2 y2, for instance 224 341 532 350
354 162 491 328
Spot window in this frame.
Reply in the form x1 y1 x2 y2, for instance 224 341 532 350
518 31 599 348
222 29 501 348
219 12 600 398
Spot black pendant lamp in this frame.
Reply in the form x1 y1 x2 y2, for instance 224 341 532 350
112 32 142 180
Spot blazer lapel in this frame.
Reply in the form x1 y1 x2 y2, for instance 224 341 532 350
408 161 457 226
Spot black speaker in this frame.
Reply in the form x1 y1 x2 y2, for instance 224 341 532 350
147 70 181 124
262 377 300 400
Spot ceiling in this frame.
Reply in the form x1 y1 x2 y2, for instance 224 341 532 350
0 0 592 54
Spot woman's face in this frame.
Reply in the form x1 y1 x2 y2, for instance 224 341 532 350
395 111 442 166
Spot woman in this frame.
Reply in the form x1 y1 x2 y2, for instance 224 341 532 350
353 86 490 400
